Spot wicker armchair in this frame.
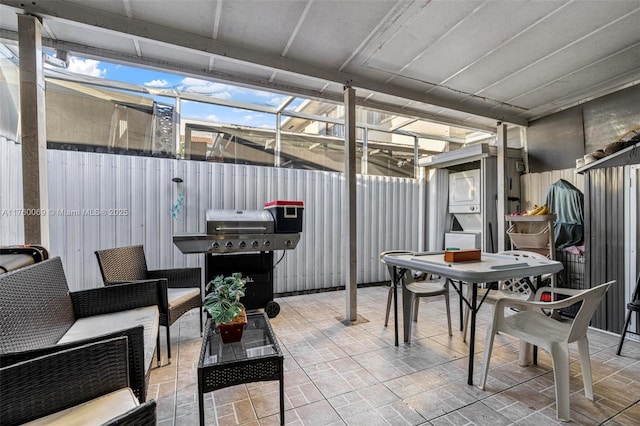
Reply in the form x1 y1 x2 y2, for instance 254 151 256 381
95 245 203 364
0 337 156 426
0 257 161 402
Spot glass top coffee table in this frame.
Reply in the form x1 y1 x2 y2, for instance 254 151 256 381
198 312 284 425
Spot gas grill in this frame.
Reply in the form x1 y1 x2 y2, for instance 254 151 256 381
173 204 303 317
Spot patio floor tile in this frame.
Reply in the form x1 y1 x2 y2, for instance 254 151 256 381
149 285 640 425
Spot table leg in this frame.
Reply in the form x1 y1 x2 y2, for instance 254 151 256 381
393 266 399 347
520 276 545 366
458 280 464 331
198 386 205 426
468 282 478 386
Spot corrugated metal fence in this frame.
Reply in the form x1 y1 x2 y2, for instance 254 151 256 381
0 138 25 243
522 167 634 334
520 168 584 210
1 143 421 292
585 166 626 333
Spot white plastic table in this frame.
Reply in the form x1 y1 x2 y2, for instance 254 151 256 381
381 251 563 385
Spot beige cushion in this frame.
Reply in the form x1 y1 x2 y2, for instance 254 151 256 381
168 287 201 309
23 388 138 425
58 306 159 372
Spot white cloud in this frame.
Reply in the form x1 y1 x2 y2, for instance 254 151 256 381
213 91 233 100
144 79 169 87
178 78 283 102
267 96 288 106
178 78 233 99
251 89 272 98
67 57 106 78
243 115 254 121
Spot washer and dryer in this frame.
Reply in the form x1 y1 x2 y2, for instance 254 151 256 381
445 169 482 250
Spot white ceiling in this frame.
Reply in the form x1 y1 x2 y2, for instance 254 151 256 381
1 0 639 133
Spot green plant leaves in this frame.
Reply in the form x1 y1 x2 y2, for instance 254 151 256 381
204 272 246 324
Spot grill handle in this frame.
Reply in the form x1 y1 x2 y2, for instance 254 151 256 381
214 226 267 232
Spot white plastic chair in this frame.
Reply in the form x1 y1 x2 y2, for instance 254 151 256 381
479 281 614 421
462 250 551 342
380 250 452 339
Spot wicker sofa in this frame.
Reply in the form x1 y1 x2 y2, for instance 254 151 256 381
0 337 156 425
0 257 162 402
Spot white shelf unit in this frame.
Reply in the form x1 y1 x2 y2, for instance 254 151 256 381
506 214 557 286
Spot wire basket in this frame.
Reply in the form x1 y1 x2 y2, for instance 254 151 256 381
507 222 550 249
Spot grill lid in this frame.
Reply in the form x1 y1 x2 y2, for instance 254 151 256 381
206 209 274 235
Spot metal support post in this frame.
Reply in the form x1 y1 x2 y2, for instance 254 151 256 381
344 86 357 321
18 14 49 248
497 123 508 252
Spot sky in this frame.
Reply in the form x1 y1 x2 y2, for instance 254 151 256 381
63 55 305 129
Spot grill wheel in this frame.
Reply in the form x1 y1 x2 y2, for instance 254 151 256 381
265 301 280 318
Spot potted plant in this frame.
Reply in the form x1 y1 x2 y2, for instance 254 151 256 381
204 272 247 343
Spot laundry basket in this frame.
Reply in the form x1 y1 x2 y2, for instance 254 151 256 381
507 222 550 249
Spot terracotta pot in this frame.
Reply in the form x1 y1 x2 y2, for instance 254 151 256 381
216 308 247 343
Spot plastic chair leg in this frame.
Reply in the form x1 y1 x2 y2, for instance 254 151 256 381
550 344 571 421
384 284 393 327
462 305 470 342
577 336 593 400
412 296 420 322
479 322 497 390
616 308 634 355
519 341 533 366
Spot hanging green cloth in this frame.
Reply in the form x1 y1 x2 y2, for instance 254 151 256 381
544 179 584 249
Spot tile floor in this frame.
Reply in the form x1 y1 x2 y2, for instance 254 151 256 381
149 286 640 425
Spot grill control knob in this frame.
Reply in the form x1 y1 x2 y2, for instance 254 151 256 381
284 239 292 247
264 240 271 248
211 241 220 250
239 241 246 249
225 241 233 249
251 240 260 249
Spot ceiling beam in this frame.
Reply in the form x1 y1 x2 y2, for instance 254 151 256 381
338 0 412 72
1 0 528 126
1 28 497 134
282 0 313 57
0 28 346 102
499 40 640 108
384 0 487 85
459 5 640 103
359 97 497 134
425 1 571 97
